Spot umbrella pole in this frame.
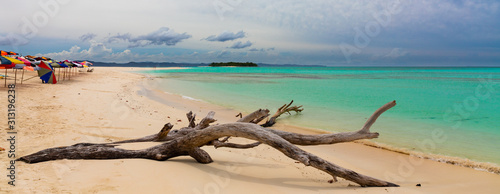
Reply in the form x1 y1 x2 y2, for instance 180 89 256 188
21 69 25 84
14 69 17 85
58 68 61 81
4 69 7 87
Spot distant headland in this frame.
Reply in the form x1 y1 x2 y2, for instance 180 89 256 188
209 62 258 67
83 61 327 67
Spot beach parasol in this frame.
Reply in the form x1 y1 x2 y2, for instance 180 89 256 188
1 62 12 87
0 57 15 69
1 56 25 86
49 61 64 81
37 61 57 84
16 57 32 84
64 61 76 79
1 50 8 56
81 61 90 68
57 62 69 80
16 57 32 65
58 61 69 68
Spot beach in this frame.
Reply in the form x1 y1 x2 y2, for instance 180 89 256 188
1 67 499 193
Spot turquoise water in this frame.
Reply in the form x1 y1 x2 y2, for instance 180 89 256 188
141 67 500 166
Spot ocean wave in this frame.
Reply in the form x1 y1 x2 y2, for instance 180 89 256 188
182 95 202 102
357 140 500 175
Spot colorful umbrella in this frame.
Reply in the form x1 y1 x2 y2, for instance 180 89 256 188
0 51 19 56
81 61 90 68
1 56 25 86
16 57 33 85
57 62 69 80
49 62 64 81
23 66 34 71
0 56 23 69
63 61 74 79
63 61 74 67
37 61 57 84
58 61 69 68
16 57 32 66
49 61 61 68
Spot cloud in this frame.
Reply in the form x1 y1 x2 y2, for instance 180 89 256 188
204 31 246 42
107 33 132 43
79 33 97 42
82 42 113 57
4 1 499 66
229 41 252 49
42 41 113 60
217 50 231 58
0 33 29 46
385 48 408 58
249 47 274 52
249 48 263 52
106 27 191 47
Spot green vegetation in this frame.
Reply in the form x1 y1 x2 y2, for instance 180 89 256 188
209 62 258 67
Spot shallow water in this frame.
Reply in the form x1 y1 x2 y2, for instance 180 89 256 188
140 66 500 166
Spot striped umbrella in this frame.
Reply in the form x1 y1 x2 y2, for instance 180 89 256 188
37 61 57 84
0 56 22 69
16 57 32 66
1 56 25 86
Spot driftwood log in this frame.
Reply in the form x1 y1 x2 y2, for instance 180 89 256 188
19 100 398 187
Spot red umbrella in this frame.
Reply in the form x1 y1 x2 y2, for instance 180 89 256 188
37 61 57 84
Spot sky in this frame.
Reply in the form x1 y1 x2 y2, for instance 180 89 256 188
1 0 500 66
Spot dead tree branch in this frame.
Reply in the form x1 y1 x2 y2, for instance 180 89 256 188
19 101 398 187
262 100 303 127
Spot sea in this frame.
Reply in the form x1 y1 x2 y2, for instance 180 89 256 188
139 66 500 172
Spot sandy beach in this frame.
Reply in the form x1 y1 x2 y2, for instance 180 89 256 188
1 67 499 193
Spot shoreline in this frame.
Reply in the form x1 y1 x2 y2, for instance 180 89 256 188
134 67 500 175
2 67 499 193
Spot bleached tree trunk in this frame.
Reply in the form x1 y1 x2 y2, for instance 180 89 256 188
19 101 398 187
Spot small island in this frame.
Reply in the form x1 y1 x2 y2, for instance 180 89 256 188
209 62 258 67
